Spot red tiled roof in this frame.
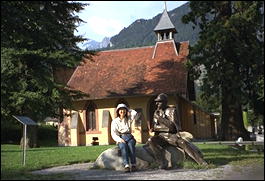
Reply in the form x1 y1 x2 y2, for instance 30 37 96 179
67 40 189 99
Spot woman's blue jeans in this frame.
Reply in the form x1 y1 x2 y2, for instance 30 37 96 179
118 138 136 166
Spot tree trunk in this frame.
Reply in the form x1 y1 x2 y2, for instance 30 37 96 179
220 90 250 141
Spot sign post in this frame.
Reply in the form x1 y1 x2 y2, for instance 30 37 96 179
12 115 37 166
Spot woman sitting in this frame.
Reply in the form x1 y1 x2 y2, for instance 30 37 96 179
111 103 138 172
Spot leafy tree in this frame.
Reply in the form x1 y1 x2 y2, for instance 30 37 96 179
182 1 264 140
1 1 90 145
195 90 221 113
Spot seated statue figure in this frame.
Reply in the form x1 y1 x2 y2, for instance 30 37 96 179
147 93 207 169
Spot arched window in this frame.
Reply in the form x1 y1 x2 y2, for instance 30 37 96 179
166 32 169 39
161 33 164 40
85 101 97 131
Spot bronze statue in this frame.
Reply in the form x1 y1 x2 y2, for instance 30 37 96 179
148 93 207 169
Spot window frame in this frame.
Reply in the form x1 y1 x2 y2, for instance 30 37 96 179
85 101 98 132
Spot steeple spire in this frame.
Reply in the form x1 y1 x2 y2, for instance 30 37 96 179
154 2 177 41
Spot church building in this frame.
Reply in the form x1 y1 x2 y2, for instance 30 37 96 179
57 6 216 146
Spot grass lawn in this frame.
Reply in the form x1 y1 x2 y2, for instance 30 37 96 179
183 143 264 169
1 143 264 180
1 144 115 180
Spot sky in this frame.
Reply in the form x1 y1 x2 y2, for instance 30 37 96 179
74 1 188 48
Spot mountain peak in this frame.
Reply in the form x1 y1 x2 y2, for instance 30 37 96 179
83 2 199 51
107 2 199 50
83 37 111 50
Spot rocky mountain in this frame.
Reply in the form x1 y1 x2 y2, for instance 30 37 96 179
100 37 112 48
83 39 100 50
83 37 112 50
106 2 200 50
86 2 200 51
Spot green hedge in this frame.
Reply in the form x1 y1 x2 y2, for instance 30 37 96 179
1 123 22 144
38 124 57 140
1 123 57 145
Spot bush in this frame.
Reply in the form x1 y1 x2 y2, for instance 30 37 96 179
37 124 58 147
38 124 57 140
1 123 57 146
1 123 22 144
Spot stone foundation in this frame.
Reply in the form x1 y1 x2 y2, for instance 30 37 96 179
93 144 185 170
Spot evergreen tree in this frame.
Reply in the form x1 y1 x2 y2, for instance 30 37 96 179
1 1 90 145
182 1 264 140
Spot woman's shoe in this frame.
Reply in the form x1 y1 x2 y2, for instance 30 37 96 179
131 165 137 172
124 166 130 173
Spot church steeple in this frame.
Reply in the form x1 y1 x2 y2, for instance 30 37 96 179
164 1 167 11
154 2 177 41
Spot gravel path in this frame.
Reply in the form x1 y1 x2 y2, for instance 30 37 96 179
31 162 264 180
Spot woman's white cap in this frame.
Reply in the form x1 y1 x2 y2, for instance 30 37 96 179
116 103 129 112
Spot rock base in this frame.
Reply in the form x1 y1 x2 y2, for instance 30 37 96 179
93 144 185 170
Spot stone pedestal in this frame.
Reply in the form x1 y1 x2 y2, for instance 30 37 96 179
164 146 185 168
93 144 185 170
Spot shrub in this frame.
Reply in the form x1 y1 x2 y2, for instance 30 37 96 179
1 123 57 146
1 123 22 144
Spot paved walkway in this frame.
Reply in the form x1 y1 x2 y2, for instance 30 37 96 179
32 162 264 180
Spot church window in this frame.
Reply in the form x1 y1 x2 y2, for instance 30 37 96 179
86 101 97 131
